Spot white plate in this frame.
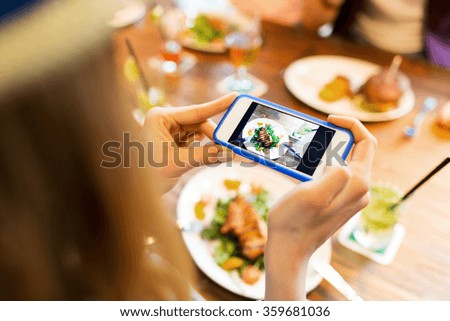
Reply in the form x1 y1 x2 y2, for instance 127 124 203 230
242 118 289 160
177 163 331 299
108 1 147 29
283 55 415 122
179 33 226 53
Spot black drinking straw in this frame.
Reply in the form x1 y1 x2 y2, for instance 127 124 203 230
389 157 450 210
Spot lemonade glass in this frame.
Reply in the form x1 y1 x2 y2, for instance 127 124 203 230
353 184 403 252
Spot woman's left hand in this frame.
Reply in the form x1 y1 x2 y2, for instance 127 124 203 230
143 93 238 192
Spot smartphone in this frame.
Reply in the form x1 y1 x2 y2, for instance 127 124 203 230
213 94 354 181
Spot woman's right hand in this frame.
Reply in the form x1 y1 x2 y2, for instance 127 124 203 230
264 115 377 301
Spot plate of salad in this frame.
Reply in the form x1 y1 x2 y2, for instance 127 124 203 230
242 118 290 160
179 13 233 53
177 162 331 299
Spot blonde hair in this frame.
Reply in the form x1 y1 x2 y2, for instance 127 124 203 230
0 0 193 300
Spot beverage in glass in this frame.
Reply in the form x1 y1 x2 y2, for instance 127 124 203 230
223 16 262 93
124 56 166 124
353 184 403 251
158 5 185 73
228 34 261 68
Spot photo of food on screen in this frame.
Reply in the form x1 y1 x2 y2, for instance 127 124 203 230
229 104 319 168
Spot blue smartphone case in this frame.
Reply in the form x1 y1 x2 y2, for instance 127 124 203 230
213 94 354 181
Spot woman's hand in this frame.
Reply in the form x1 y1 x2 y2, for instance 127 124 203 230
264 115 377 300
143 93 238 192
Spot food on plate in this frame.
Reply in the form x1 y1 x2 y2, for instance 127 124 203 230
317 56 405 113
221 196 267 260
250 124 281 151
432 101 450 139
257 128 273 148
357 69 403 112
190 14 226 44
241 265 262 285
436 101 450 131
318 75 353 102
178 14 233 52
201 182 270 284
222 257 245 271
357 55 404 112
194 200 206 220
224 179 241 191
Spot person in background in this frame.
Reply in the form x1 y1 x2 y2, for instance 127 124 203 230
231 0 450 68
0 0 375 300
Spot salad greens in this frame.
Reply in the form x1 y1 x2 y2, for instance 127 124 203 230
250 124 280 151
200 190 270 271
200 198 230 240
190 15 224 44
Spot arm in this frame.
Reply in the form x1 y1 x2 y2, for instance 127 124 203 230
264 115 377 300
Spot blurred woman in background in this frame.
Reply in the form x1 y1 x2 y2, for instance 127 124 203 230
0 0 375 300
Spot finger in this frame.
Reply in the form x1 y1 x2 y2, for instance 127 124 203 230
348 139 376 176
308 166 351 207
199 119 217 141
169 92 238 125
327 115 377 169
327 192 371 229
176 120 215 143
326 171 371 220
327 115 377 144
178 132 205 146
287 166 350 209
178 144 234 170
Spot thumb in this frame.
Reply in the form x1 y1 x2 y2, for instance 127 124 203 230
178 144 234 169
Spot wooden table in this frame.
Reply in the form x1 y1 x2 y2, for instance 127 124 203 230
113 15 450 300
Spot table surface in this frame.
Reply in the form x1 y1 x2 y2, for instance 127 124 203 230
113 15 450 300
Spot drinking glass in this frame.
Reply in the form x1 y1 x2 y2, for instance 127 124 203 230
223 15 262 93
352 183 403 251
124 56 166 124
155 1 186 73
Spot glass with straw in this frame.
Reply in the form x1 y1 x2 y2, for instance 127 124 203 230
124 39 166 124
353 158 450 251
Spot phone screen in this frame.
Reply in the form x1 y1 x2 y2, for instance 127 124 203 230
228 102 336 175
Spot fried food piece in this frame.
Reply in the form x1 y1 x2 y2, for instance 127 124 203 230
359 69 403 112
241 265 262 285
436 101 450 131
257 127 273 148
319 76 353 102
220 195 267 260
222 257 245 271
